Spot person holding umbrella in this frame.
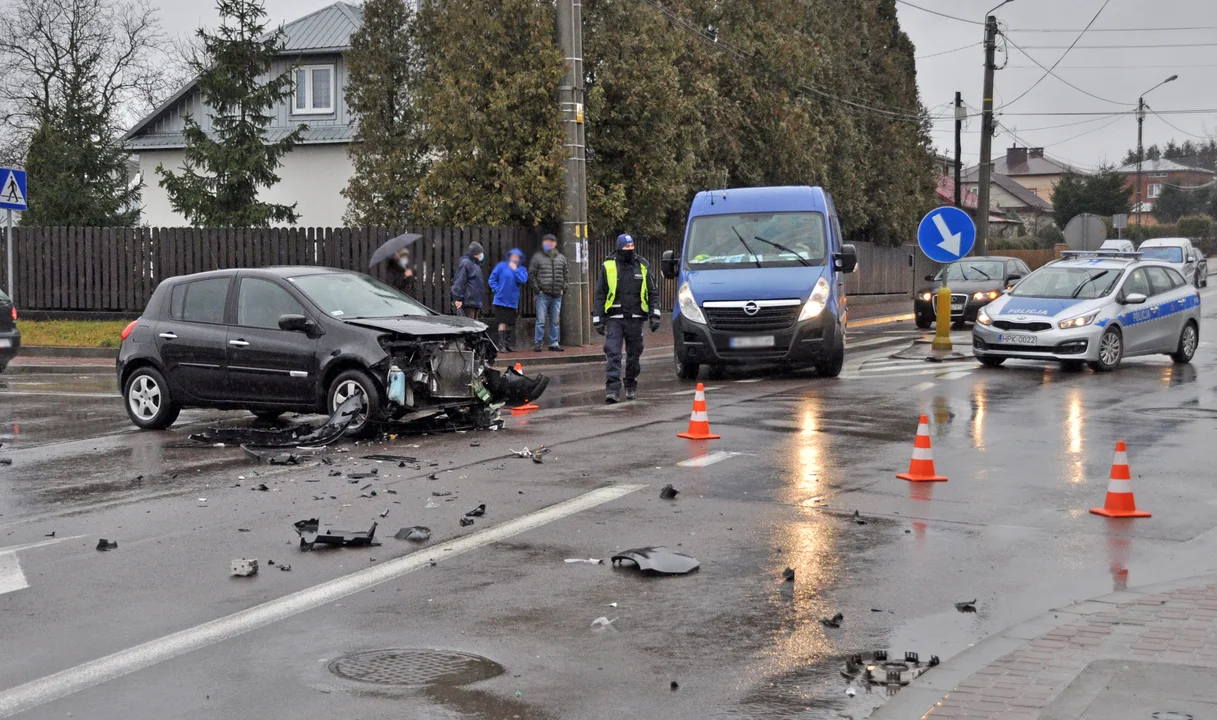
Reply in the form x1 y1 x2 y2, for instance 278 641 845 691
369 232 421 298
488 247 529 352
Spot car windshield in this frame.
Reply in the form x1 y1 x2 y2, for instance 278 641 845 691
936 261 1004 282
0 288 8 301
1140 246 1184 263
685 212 828 269
1010 267 1122 299
288 272 432 318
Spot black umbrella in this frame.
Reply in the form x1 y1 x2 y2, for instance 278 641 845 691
368 233 422 268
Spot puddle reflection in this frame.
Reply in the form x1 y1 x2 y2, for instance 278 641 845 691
970 382 986 449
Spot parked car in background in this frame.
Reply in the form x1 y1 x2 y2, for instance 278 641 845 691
1099 239 1135 253
0 288 19 373
973 251 1201 372
914 256 1030 329
116 267 548 435
1138 238 1206 288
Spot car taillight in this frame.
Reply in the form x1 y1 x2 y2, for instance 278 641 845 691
9 307 14 321
121 320 138 341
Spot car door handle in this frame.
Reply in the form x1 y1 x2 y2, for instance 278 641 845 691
159 332 177 340
229 340 250 348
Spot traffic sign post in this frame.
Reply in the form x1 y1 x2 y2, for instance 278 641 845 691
0 168 27 303
917 207 977 352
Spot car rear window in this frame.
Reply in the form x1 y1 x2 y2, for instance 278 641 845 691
0 288 8 302
1140 246 1184 263
170 277 230 324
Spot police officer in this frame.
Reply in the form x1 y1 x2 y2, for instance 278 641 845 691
593 234 661 403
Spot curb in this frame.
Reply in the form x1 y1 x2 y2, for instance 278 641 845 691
851 312 915 328
5 363 113 375
869 572 1217 719
18 346 118 359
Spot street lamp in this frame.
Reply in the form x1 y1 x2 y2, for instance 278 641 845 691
1136 74 1178 231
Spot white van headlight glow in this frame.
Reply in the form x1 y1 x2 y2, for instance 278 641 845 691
798 277 832 321
678 282 706 324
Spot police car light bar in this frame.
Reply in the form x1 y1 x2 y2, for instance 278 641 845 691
1058 250 1142 260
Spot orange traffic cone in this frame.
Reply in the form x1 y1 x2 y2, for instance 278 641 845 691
677 383 721 440
511 362 540 415
1090 442 1150 518
897 415 947 482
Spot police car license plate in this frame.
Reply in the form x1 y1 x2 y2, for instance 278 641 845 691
998 333 1036 346
950 303 964 312
0 339 9 348
730 336 775 349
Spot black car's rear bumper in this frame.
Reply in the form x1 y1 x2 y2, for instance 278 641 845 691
0 328 20 364
673 313 841 367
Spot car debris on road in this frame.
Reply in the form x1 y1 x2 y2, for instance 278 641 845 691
95 539 118 551
394 526 432 541
465 504 485 517
954 599 977 613
820 613 843 628
610 547 700 576
294 518 380 551
659 484 678 500
564 558 604 565
231 558 259 577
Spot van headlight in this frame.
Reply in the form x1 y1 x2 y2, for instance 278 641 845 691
976 308 992 326
1058 311 1099 330
798 277 832 321
677 282 706 324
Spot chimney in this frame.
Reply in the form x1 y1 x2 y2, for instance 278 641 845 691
1028 148 1045 159
1006 145 1028 167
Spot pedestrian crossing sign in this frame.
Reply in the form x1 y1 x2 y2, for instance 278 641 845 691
0 168 26 211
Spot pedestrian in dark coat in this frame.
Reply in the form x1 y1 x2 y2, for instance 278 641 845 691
389 247 416 297
528 233 569 352
592 234 661 403
450 241 486 319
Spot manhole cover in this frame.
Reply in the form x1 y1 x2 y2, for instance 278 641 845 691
328 649 505 687
1140 407 1217 421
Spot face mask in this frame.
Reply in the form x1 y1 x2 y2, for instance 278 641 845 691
619 249 634 263
543 243 556 253
398 258 410 269
474 254 484 263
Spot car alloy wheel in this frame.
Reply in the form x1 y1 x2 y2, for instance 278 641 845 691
332 379 369 429
1182 324 1198 358
128 375 162 421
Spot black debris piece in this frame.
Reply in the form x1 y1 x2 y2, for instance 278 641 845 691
96 539 118 551
954 599 977 613
670 681 679 691
279 564 292 572
348 470 379 480
929 655 940 667
470 442 480 447
295 520 380 551
254 483 269 492
362 454 418 463
853 511 868 525
0 458 11 466
305 478 321 483
328 470 342 477
428 473 439 480
820 613 844 629
874 651 888 662
459 517 474 527
386 489 398 495
781 567 795 583
531 446 550 464
193 394 362 449
268 453 300 466
611 547 700 576
360 484 372 491
379 509 389 518
394 526 432 541
44 531 55 538
871 608 883 613
238 528 251 532
320 456 333 466
432 491 452 497
465 504 485 517
904 651 919 664
660 484 679 500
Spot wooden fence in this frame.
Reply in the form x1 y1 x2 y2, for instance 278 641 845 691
0 226 931 315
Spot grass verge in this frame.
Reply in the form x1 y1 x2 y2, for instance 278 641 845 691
16 320 128 348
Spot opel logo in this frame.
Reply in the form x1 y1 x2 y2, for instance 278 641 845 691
743 302 760 316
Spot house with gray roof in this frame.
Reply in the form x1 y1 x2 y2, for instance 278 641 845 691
124 2 363 227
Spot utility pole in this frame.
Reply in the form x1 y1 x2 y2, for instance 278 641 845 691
975 14 999 257
954 91 963 208
557 0 590 346
1136 97 1145 231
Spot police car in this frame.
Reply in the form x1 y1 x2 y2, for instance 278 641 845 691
972 251 1201 371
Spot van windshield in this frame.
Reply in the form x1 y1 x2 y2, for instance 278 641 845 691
685 212 828 269
1140 246 1184 263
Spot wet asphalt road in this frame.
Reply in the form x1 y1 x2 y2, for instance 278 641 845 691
2 298 1217 720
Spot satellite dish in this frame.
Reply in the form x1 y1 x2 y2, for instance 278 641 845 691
1064 213 1107 251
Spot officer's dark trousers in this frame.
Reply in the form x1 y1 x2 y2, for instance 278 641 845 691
604 317 644 393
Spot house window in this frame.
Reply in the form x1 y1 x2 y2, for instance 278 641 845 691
1027 187 1038 195
1148 172 1167 179
294 65 334 114
1148 183 1163 199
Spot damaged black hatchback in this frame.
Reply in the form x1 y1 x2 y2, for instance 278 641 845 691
117 267 548 435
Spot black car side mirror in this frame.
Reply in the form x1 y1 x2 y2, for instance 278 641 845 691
660 250 678 280
1007 273 1023 282
924 274 936 282
835 244 858 274
278 314 315 333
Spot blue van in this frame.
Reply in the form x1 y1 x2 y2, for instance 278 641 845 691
659 186 857 379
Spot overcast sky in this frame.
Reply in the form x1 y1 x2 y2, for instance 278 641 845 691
157 0 1217 171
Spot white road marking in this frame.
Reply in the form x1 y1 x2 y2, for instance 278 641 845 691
939 370 975 380
0 486 644 718
0 537 80 597
915 382 936 391
677 451 741 467
847 336 907 349
734 378 764 383
669 386 722 395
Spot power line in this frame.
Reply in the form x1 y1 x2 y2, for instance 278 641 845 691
1001 34 1130 107
916 41 980 60
1009 25 1217 33
1016 42 1217 49
894 0 983 26
1146 106 1212 141
997 0 1111 111
1004 64 1217 70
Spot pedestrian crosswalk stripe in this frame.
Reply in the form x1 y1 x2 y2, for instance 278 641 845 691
677 451 741 467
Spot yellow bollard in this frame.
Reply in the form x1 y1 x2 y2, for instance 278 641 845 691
932 285 953 351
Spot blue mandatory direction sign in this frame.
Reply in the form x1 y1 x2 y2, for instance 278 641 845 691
917 206 976 264
0 168 27 212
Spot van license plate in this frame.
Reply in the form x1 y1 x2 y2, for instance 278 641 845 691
730 336 775 349
998 333 1036 346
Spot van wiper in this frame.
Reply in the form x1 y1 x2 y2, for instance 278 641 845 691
730 226 763 268
752 235 810 267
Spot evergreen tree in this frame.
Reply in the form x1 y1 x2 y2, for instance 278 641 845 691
411 0 565 227
158 0 303 227
1052 172 1132 228
342 0 424 226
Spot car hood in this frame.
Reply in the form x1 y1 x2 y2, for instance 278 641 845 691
343 315 487 337
987 294 1104 319
687 266 827 303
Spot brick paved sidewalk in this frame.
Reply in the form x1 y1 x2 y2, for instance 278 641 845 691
873 575 1217 719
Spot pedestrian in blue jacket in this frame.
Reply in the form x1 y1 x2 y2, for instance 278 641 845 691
488 247 529 352
450 242 486 319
